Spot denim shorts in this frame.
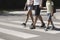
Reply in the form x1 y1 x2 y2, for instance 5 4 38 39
27 5 33 10
47 13 52 20
47 13 50 16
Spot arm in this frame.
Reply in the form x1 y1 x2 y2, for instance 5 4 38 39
39 0 43 7
43 7 47 10
24 2 27 10
51 5 54 16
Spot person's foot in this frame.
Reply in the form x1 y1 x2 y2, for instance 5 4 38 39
30 26 36 29
22 23 26 26
51 24 56 30
31 23 33 26
44 27 49 31
40 23 46 28
50 26 56 30
52 26 56 30
45 28 48 31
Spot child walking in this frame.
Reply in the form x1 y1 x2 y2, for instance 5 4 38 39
45 0 56 31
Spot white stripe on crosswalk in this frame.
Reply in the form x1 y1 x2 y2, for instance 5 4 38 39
11 20 60 28
0 21 60 34
0 28 39 39
28 20 60 25
0 21 59 34
10 21 60 34
0 38 5 40
29 20 60 28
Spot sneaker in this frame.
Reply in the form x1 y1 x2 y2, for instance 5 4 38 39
30 26 36 29
50 26 56 30
51 24 55 30
45 28 48 31
40 23 46 28
44 26 51 31
22 23 26 26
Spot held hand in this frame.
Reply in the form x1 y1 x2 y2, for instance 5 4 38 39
24 7 26 10
43 7 47 10
39 5 42 8
39 5 43 9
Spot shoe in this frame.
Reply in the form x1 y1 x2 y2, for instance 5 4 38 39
51 24 55 30
30 26 36 29
31 23 33 26
44 26 51 31
40 23 46 28
22 23 26 26
52 27 56 30
50 26 56 30
45 28 48 31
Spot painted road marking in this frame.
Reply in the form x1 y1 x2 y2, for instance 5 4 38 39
0 28 39 39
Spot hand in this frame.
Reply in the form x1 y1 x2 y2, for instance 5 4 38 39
39 5 43 9
43 7 47 10
24 7 26 10
40 5 42 8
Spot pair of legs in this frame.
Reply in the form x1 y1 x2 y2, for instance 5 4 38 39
30 5 45 29
45 13 55 31
22 8 34 26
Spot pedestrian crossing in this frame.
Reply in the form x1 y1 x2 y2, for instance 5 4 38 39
0 20 60 39
0 28 39 39
10 20 60 34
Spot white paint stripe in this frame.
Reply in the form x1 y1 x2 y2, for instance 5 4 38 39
0 28 39 39
29 20 60 28
0 21 58 34
28 20 60 25
10 21 60 34
11 20 60 25
34 29 60 34
11 20 60 28
0 38 5 40
9 10 47 14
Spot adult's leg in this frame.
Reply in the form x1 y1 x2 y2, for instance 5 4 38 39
29 10 34 25
39 15 45 27
22 10 30 26
30 5 39 29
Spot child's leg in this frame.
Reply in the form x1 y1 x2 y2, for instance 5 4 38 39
50 13 55 29
50 18 55 30
45 14 52 31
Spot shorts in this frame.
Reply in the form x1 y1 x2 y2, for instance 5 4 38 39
27 5 33 10
34 5 41 16
47 13 52 20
